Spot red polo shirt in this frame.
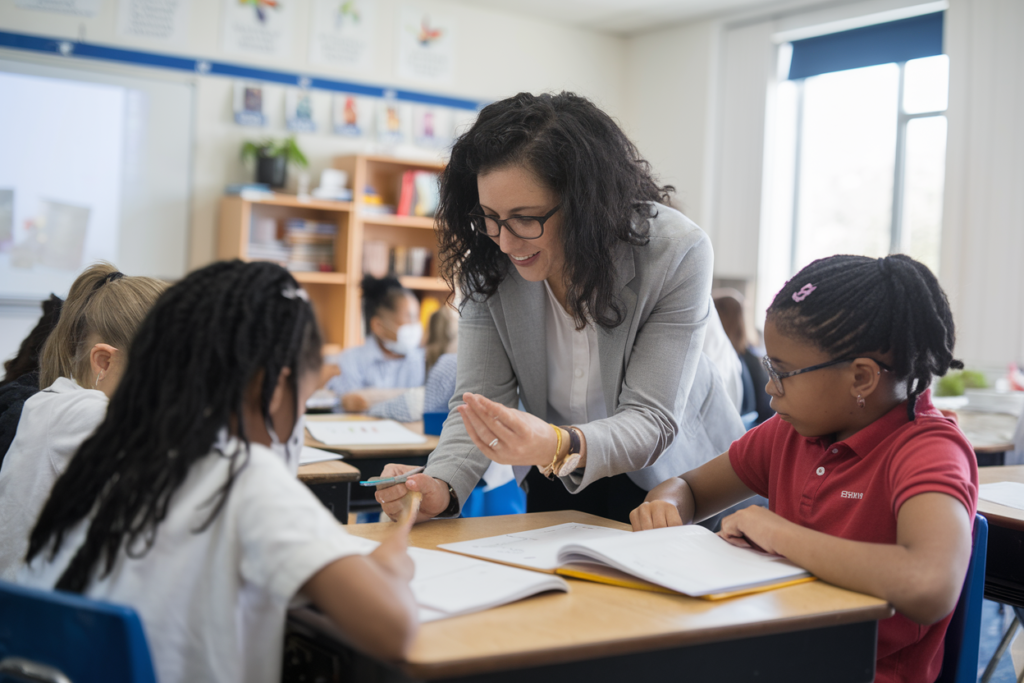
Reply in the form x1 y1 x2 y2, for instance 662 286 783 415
729 390 978 683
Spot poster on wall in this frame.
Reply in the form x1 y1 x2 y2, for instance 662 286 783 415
233 82 265 126
396 7 455 85
376 97 411 146
117 0 191 44
331 93 374 137
16 0 100 15
286 89 316 132
221 0 293 60
309 0 375 71
412 105 452 149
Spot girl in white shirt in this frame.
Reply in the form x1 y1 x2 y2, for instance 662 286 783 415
19 260 417 683
0 263 167 578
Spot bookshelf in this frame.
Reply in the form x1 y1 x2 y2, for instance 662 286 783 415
217 154 450 350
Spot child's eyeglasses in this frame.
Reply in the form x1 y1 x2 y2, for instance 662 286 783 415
761 355 893 396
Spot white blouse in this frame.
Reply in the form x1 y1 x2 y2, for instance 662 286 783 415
543 281 607 427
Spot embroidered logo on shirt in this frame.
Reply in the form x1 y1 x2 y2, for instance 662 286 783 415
840 491 864 499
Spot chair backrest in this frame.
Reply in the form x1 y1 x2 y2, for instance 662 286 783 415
0 580 156 683
935 513 988 683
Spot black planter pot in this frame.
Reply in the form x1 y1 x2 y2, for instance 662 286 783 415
256 155 287 188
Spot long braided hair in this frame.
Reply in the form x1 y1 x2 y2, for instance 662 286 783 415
767 254 962 420
27 260 322 593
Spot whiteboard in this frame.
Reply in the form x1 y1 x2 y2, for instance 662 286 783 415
0 58 192 301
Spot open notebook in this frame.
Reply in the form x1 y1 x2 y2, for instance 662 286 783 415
438 523 813 600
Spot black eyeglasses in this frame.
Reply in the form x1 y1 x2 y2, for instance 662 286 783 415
761 355 893 396
468 205 559 240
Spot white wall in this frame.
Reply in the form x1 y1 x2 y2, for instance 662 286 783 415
0 0 627 270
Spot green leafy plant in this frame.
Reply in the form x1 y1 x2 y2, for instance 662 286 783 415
935 369 989 396
241 136 309 168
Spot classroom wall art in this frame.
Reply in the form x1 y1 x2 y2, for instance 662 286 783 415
332 93 374 137
221 0 294 60
15 0 100 16
286 89 316 132
233 81 265 126
412 105 452 149
396 6 455 85
309 0 376 72
376 97 411 146
117 0 191 45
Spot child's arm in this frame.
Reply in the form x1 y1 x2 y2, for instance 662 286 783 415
300 518 419 660
630 452 756 530
718 492 972 625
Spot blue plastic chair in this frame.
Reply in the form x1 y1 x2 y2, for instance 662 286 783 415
0 580 156 683
935 513 988 683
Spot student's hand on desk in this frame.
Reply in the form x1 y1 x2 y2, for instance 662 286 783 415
630 478 689 531
369 503 416 583
717 506 793 555
458 392 557 467
375 463 451 523
341 392 370 413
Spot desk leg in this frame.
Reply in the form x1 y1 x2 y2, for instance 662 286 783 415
284 615 878 683
306 482 351 524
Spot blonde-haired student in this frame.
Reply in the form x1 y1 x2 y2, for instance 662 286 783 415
0 263 167 578
631 254 977 683
18 261 416 683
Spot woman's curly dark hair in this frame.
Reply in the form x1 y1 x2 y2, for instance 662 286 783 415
436 91 674 329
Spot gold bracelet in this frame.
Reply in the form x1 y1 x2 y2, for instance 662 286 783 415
539 424 562 479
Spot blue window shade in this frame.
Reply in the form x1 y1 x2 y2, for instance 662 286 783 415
788 12 944 80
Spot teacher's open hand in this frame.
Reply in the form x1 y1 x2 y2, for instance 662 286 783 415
457 393 558 468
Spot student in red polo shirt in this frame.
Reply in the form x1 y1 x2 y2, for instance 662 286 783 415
631 253 978 683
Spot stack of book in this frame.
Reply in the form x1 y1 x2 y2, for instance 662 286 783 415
285 219 336 272
396 171 440 217
362 241 432 278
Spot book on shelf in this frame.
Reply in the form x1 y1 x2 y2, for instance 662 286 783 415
386 245 431 277
395 170 440 218
438 522 814 600
362 240 390 278
248 218 336 272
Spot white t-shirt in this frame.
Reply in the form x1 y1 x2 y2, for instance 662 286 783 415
543 281 607 426
16 440 372 683
0 377 107 580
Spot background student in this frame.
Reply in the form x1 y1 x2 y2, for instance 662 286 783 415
631 254 977 683
19 260 417 683
328 274 426 412
0 263 166 578
0 293 62 463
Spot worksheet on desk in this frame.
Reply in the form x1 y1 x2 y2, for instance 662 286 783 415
979 482 1024 511
305 420 426 446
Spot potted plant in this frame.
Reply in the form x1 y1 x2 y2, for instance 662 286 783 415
241 136 309 189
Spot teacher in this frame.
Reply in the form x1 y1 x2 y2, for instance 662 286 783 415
377 92 744 524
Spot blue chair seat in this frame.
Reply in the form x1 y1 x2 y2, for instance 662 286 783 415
934 514 988 683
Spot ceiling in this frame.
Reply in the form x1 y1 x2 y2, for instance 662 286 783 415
450 0 784 35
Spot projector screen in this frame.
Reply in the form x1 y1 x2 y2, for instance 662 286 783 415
0 58 192 301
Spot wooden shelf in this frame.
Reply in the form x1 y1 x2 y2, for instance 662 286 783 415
399 276 449 292
244 195 354 212
361 214 436 230
292 271 347 285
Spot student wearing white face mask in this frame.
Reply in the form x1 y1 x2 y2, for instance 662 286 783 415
327 275 426 412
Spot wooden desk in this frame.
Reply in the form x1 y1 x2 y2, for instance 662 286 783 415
957 411 1018 465
297 460 360 524
287 511 892 682
977 466 1024 608
304 415 439 511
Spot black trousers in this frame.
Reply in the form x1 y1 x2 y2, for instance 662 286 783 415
524 467 648 525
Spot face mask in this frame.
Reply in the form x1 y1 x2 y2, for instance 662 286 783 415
267 412 306 476
380 323 422 357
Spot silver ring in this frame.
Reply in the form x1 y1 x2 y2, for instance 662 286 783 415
488 438 499 448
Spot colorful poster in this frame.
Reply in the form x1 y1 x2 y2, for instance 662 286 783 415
412 105 453 149
309 0 375 71
376 97 411 146
117 0 191 44
396 7 455 85
16 0 100 15
221 0 293 60
286 89 316 132
331 93 374 137
233 82 265 126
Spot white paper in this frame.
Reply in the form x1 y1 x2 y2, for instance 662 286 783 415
559 525 810 597
332 93 375 137
299 446 343 465
979 482 1024 511
396 6 455 84
16 0 99 16
438 523 628 571
117 0 190 44
305 419 426 446
308 0 375 71
221 0 293 59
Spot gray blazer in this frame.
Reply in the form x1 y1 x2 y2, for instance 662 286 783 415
425 204 745 513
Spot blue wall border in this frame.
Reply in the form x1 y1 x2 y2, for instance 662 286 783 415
0 29 483 111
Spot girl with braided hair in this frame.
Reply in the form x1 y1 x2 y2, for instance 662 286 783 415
16 260 417 682
632 254 977 683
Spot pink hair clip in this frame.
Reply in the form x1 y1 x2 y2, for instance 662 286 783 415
792 283 816 302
